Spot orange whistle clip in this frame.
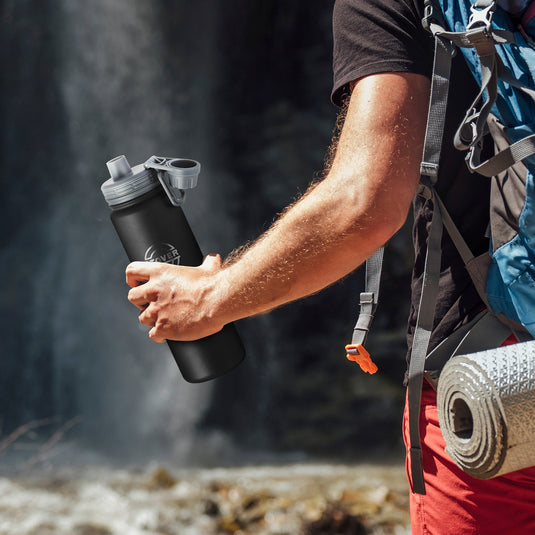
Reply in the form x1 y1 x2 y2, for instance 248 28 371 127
345 344 378 374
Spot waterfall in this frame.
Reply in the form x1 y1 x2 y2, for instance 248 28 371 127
0 0 235 464
0 0 408 469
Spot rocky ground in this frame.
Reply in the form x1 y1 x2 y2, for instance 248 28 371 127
0 462 410 535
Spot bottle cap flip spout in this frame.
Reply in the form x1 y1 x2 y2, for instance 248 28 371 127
144 156 201 207
107 155 133 180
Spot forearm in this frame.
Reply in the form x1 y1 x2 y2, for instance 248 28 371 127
209 73 429 325
212 177 394 323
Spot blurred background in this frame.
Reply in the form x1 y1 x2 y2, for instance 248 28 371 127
0 0 414 473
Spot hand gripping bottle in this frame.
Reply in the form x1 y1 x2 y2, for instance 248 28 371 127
101 154 245 383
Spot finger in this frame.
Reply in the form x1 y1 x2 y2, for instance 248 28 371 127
149 325 167 343
128 286 152 310
125 261 157 288
138 305 157 327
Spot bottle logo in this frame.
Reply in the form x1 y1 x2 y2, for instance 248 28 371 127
144 243 181 265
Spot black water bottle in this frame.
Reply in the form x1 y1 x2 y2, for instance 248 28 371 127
101 154 245 383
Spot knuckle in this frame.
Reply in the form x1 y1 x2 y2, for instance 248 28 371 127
145 287 160 302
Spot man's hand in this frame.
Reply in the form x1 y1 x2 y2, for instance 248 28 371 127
126 254 225 342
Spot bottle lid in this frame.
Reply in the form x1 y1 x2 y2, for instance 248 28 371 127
101 155 158 207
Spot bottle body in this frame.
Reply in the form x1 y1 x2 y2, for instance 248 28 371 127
111 189 245 383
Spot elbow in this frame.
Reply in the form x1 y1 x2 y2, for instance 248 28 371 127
367 206 410 251
387 199 412 236
344 189 412 248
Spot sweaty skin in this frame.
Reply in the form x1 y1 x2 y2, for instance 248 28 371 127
126 72 430 343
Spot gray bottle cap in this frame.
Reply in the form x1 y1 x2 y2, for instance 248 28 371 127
101 155 158 207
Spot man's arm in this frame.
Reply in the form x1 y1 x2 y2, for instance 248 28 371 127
126 72 430 342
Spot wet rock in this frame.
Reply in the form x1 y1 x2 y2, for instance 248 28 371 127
302 504 368 535
72 524 112 535
27 524 57 535
203 497 220 517
149 466 177 490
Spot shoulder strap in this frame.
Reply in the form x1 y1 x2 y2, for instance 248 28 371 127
405 9 460 493
407 184 444 495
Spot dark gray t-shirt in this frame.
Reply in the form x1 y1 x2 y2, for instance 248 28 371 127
331 0 492 374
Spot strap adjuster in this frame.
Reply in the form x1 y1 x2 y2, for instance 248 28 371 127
345 344 378 374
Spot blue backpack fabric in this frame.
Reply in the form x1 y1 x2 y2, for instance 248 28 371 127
424 0 535 334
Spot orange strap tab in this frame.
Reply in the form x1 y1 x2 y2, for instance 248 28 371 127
345 344 378 374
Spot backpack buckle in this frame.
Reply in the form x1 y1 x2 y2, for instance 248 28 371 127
468 1 497 32
423 0 447 32
345 344 378 374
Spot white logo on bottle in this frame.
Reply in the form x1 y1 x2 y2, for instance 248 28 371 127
144 243 181 265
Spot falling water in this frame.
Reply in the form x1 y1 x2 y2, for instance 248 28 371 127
1 0 238 465
0 0 410 469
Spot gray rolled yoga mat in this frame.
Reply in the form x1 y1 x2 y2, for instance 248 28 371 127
437 340 535 479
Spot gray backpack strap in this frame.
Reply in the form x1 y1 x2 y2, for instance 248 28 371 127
406 13 459 494
469 132 535 177
407 185 444 495
424 310 513 389
346 248 383 374
420 33 457 180
448 1 535 176
350 247 384 348
410 0 495 494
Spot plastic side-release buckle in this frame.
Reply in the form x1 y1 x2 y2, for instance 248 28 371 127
345 344 378 374
422 0 447 33
468 1 497 32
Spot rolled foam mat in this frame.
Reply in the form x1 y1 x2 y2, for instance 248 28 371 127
437 340 535 479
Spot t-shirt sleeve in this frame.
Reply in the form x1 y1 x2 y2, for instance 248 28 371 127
331 0 433 106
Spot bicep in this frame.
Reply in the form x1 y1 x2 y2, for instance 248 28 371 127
330 72 431 235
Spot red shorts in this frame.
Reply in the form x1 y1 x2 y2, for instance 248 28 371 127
403 381 535 534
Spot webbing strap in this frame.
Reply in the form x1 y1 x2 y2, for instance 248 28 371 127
470 132 535 176
406 18 458 494
434 194 474 265
407 187 444 495
463 51 535 175
351 247 384 347
420 34 457 181
454 29 499 153
410 24 494 493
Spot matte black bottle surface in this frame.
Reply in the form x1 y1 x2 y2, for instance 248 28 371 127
101 155 245 383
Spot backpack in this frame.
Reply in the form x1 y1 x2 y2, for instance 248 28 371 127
345 0 535 495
